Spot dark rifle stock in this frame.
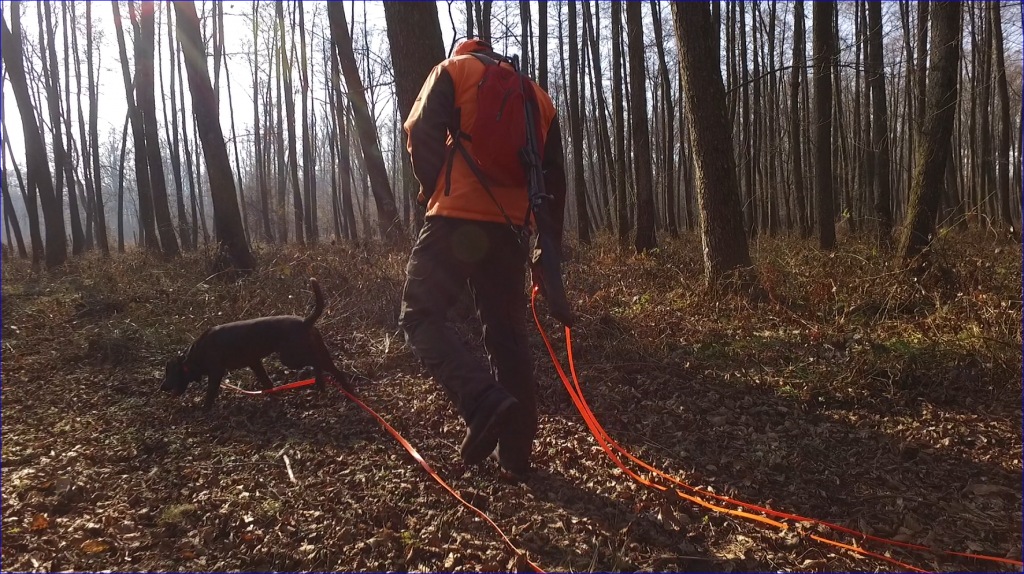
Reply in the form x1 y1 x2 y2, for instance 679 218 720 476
517 56 573 328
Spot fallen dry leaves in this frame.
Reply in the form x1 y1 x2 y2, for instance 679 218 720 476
1 231 1020 573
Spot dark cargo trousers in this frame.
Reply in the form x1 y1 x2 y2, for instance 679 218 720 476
399 216 538 458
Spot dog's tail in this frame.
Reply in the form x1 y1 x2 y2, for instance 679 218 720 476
304 278 325 326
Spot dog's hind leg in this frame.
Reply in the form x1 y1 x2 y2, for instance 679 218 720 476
313 367 327 393
203 371 225 409
250 361 274 391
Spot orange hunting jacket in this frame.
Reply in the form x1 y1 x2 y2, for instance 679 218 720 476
403 41 567 242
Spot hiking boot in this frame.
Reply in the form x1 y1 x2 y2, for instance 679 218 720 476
461 394 520 465
495 436 532 477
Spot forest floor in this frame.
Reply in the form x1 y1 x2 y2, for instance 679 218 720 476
1 230 1021 573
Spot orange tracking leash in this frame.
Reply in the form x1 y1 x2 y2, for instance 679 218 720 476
225 377 544 572
529 287 1022 573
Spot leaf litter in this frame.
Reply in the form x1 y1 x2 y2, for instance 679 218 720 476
1 232 1020 572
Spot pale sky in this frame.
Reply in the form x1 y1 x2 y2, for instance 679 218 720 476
1 1 464 163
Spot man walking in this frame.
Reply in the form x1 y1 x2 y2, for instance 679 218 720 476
399 38 567 476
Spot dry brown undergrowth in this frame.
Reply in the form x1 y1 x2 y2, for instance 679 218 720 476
2 230 1020 573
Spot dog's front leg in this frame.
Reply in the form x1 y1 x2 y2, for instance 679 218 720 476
203 371 225 409
250 362 274 391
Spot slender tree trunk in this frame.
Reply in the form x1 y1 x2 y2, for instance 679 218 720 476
583 0 614 228
625 1 655 251
739 3 755 237
989 1 1012 231
112 0 160 252
478 0 493 43
1016 104 1023 225
276 1 305 246
0 121 27 257
651 0 677 239
1 174 27 259
273 14 288 244
2 8 67 268
174 0 255 271
789 0 809 238
899 1 962 260
84 3 109 255
116 113 128 253
519 1 531 74
813 0 837 250
611 2 628 246
164 1 192 250
69 1 96 252
4 120 44 264
538 1 548 91
252 3 273 243
43 2 86 256
672 1 754 286
867 1 893 243
138 1 180 256
339 100 358 241
383 1 445 236
299 1 315 242
224 40 249 243
328 63 343 240
328 1 403 240
567 1 591 245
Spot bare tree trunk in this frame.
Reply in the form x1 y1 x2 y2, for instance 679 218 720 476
789 0 809 238
538 1 548 91
867 1 893 243
1016 105 1023 226
339 99 358 241
69 1 96 252
650 0 677 239
42 2 85 256
519 1 531 74
1 174 27 259
114 113 128 253
0 115 27 257
611 2 628 246
328 64 343 241
383 1 445 236
739 2 755 237
477 0 493 43
2 8 67 268
164 1 192 250
224 39 249 243
583 0 614 227
273 12 288 243
813 0 837 250
83 3 110 255
568 0 591 245
174 0 255 271
978 6 994 222
173 21 200 249
138 1 180 256
989 1 1012 231
625 1 655 251
4 119 44 264
298 1 315 242
252 3 273 243
275 1 305 246
672 1 754 286
899 1 962 260
328 1 403 240
112 0 159 252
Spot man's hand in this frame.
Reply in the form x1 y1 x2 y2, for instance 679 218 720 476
530 248 546 297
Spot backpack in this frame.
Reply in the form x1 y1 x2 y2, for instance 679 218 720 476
461 52 544 188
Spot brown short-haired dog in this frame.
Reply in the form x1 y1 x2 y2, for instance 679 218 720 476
160 279 356 407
